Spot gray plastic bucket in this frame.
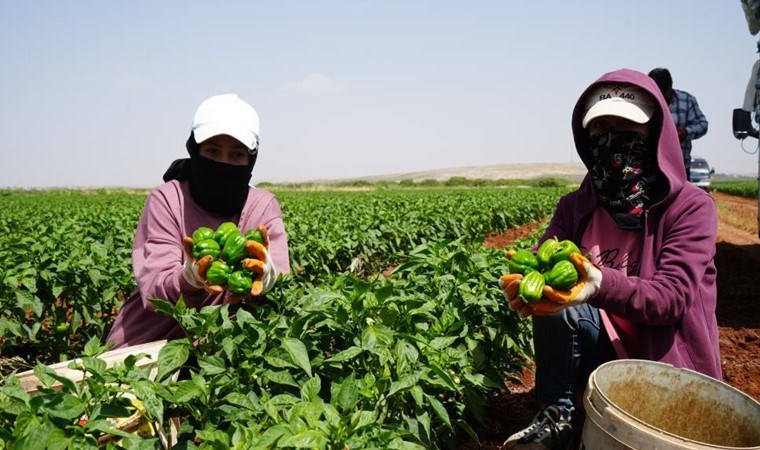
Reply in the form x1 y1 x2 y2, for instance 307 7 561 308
581 359 760 449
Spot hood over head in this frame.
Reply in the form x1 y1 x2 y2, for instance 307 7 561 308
571 68 686 204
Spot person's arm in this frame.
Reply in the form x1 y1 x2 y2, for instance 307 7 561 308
685 93 708 141
132 188 209 311
589 194 716 325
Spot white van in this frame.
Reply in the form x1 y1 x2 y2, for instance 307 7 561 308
689 157 715 191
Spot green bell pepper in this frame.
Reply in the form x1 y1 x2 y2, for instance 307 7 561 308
222 232 247 267
193 238 220 261
192 226 215 243
227 270 253 296
206 260 232 286
551 240 581 265
544 260 579 291
214 222 240 247
244 229 264 244
508 249 540 275
536 237 560 270
518 270 545 304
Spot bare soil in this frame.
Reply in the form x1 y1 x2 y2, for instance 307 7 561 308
467 191 760 449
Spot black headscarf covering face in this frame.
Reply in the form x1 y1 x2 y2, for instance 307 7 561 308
162 132 258 217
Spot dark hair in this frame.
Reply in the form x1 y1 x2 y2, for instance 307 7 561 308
648 68 673 92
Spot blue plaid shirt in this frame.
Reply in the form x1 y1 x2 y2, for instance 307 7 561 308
667 89 708 165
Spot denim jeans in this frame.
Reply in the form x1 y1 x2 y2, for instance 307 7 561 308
532 303 617 419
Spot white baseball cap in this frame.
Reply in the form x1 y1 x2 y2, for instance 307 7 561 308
191 94 260 151
582 84 656 128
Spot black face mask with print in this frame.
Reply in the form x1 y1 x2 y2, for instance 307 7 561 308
589 129 659 230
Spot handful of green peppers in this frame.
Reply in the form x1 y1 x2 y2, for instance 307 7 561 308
505 237 581 304
189 222 267 297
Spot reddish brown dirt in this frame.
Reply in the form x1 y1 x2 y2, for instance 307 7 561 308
464 191 760 449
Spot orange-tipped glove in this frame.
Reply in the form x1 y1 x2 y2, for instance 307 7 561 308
239 225 278 297
181 236 224 295
531 252 602 316
499 252 602 318
498 273 532 319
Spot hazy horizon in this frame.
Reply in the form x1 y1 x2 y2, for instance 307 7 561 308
3 2 759 188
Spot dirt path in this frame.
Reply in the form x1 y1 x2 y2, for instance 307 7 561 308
470 191 760 449
710 192 760 403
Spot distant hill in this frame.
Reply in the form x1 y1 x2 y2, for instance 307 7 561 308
279 162 589 184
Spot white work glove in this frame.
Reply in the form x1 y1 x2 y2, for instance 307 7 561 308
241 240 278 296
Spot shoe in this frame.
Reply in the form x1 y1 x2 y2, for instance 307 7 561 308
502 405 573 449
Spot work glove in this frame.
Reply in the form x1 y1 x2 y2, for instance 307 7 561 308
181 236 224 295
498 273 530 318
239 225 278 297
499 252 602 318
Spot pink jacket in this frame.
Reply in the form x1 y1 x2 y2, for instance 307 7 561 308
106 180 290 348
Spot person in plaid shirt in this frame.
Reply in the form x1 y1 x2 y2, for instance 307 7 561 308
648 68 708 179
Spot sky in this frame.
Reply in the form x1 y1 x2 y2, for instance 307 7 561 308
2 1 760 188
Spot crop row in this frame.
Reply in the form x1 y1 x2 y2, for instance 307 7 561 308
0 187 563 371
0 187 566 448
1 238 532 448
711 180 758 198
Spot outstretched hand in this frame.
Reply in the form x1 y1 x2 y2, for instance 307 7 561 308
499 253 602 318
498 273 532 319
181 236 224 295
239 225 277 297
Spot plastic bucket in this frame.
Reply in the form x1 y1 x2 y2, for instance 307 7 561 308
581 359 760 449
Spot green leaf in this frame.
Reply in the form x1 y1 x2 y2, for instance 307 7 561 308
416 411 431 443
331 373 359 411
148 298 176 317
276 430 327 448
156 339 191 381
425 394 451 428
349 410 376 432
282 337 312 377
88 268 102 285
21 277 37 293
388 373 418 397
429 336 458 350
455 419 480 445
171 380 203 403
264 370 299 388
361 324 394 351
83 335 104 356
410 386 424 408
15 290 42 317
197 354 227 375
323 345 363 363
394 340 419 375
300 376 321 402
427 365 459 392
44 394 86 420
51 285 64 299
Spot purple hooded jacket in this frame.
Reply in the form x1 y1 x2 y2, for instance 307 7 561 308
106 180 290 349
541 69 721 379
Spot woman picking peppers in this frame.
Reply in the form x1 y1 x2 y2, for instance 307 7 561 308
499 69 720 450
106 94 290 349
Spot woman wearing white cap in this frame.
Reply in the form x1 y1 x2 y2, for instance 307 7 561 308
500 69 719 449
106 94 290 349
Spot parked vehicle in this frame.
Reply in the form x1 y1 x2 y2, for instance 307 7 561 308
689 157 715 191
